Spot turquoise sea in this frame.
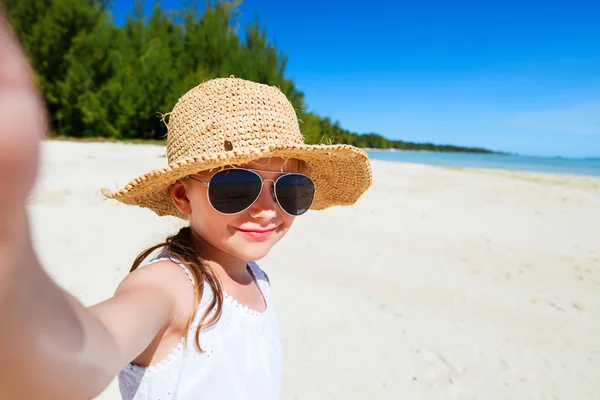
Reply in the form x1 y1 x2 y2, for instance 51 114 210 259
366 150 600 177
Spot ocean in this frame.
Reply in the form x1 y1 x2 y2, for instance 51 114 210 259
365 150 600 177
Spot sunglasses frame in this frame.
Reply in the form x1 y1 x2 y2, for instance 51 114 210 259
187 167 316 216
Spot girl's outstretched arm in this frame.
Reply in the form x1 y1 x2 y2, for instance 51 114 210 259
0 12 187 400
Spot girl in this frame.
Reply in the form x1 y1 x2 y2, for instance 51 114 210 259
0 14 371 400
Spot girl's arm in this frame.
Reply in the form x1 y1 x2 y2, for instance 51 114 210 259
1 240 183 400
0 13 189 400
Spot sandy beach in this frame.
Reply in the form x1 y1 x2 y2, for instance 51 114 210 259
28 140 600 400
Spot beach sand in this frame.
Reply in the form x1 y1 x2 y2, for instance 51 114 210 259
28 140 600 399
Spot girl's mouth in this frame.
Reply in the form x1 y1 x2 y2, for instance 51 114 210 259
235 227 276 240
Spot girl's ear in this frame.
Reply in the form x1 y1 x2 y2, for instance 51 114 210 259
170 180 192 215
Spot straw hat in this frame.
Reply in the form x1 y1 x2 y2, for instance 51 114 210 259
101 77 372 219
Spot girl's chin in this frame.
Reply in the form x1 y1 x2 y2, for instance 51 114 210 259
229 240 276 262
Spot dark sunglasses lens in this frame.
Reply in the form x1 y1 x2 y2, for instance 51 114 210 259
275 174 315 216
208 169 262 214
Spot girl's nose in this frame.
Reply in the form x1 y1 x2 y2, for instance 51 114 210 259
247 180 278 220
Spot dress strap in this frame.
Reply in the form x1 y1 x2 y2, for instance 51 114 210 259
247 262 271 291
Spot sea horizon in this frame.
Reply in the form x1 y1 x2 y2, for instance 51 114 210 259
365 149 600 177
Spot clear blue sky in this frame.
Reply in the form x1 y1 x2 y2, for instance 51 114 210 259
109 0 600 157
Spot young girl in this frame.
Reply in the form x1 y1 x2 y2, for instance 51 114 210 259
0 14 371 400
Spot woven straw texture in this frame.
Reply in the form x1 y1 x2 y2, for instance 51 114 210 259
101 77 372 219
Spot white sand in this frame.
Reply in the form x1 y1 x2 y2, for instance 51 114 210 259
28 140 600 399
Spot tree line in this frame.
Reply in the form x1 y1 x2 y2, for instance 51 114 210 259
3 0 494 153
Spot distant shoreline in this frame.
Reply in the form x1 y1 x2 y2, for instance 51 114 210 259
45 137 599 162
365 148 600 178
45 136 500 154
362 147 510 156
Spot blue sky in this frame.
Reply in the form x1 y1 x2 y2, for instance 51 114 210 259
109 0 600 157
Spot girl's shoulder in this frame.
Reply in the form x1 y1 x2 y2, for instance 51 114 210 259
121 254 197 366
128 254 196 313
128 250 197 321
141 249 196 285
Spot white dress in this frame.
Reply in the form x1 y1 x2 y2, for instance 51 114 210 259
118 254 283 400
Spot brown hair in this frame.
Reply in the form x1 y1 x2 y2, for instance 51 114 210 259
130 226 222 352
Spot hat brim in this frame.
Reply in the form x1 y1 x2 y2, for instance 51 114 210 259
101 143 372 219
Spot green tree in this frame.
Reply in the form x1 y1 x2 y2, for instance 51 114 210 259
3 0 107 134
2 0 496 153
57 13 126 137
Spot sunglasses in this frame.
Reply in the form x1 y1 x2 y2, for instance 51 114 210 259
187 168 316 216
